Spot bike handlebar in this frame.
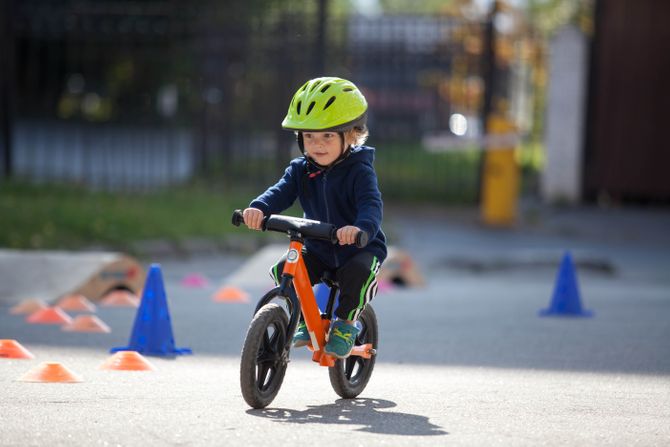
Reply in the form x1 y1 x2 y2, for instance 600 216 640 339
232 209 368 248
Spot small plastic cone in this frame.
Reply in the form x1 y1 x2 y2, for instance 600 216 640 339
100 290 140 308
377 278 394 293
9 299 48 315
26 307 73 325
99 351 155 371
109 264 192 357
18 362 83 383
180 273 210 288
62 315 111 333
0 339 35 359
212 286 249 303
56 294 96 312
539 252 593 317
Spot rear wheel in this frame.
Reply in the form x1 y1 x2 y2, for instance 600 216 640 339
328 305 378 399
240 303 289 408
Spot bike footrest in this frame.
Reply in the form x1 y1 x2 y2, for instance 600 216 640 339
350 343 375 359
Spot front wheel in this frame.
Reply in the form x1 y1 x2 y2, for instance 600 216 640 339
240 303 290 409
328 305 378 399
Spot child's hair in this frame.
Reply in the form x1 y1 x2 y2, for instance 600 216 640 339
343 125 369 147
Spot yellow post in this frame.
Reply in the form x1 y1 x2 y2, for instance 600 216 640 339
480 115 519 226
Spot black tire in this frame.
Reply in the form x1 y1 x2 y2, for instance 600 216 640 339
328 305 378 399
240 303 290 409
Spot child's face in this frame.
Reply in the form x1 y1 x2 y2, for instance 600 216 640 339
303 132 343 166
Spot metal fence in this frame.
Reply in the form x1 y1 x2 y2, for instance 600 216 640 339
1 0 537 203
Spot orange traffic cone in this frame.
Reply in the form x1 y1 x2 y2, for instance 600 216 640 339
56 294 96 312
9 299 48 315
212 286 249 303
62 315 111 333
100 290 140 308
18 362 83 383
0 339 35 359
26 307 73 325
99 351 155 371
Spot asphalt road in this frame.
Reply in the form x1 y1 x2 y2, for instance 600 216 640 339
2 207 669 446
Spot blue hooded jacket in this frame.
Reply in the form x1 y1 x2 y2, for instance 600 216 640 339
250 145 387 269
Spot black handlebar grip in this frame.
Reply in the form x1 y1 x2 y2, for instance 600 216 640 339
355 231 369 248
232 209 244 227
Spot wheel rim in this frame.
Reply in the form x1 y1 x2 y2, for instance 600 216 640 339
341 321 371 385
255 320 286 392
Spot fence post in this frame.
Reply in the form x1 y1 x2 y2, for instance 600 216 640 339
314 0 328 75
480 114 519 226
476 0 500 203
0 0 16 179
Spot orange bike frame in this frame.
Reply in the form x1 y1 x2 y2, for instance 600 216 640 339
281 239 335 367
280 239 374 367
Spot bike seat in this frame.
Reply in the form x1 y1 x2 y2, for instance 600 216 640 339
320 271 339 289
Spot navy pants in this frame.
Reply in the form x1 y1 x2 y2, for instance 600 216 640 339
270 250 381 321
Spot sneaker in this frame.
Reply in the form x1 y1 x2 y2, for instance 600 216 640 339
324 320 360 359
292 321 311 347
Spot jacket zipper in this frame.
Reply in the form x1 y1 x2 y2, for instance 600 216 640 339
322 172 339 268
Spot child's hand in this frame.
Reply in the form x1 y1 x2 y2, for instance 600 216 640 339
243 208 264 230
336 225 362 245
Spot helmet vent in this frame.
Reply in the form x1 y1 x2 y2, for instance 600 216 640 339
323 96 336 110
310 81 322 92
320 84 331 93
342 87 354 92
296 101 302 115
306 101 316 115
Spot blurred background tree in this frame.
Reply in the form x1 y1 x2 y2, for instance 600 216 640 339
2 0 667 251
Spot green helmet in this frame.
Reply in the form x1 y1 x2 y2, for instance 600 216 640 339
282 77 368 132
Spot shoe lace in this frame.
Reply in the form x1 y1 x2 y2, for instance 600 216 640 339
331 327 355 343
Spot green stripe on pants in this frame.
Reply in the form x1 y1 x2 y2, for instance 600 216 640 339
348 256 378 321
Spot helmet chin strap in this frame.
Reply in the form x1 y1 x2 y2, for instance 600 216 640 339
298 132 350 169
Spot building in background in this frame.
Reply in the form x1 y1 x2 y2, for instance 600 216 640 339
543 0 670 204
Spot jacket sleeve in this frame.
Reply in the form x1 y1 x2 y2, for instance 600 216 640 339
249 164 298 215
352 164 383 239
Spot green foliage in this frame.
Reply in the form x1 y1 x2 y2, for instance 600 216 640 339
375 0 454 15
0 182 252 252
374 141 480 203
0 140 485 251
525 0 595 36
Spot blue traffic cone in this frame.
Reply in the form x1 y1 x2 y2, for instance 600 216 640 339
315 283 339 312
111 264 192 356
539 252 593 317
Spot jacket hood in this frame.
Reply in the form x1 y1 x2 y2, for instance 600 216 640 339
343 145 375 166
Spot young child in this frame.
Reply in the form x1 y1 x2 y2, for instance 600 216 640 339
242 76 387 359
